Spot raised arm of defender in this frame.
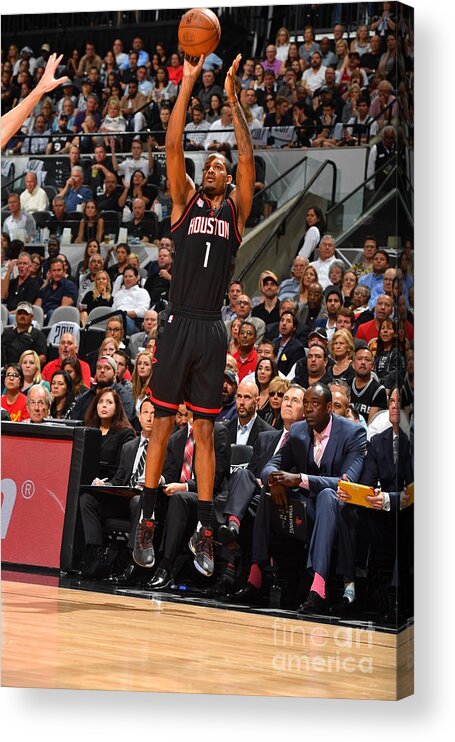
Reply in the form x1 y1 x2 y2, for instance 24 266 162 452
165 55 205 220
225 54 255 236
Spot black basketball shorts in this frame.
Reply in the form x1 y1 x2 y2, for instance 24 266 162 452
150 306 227 419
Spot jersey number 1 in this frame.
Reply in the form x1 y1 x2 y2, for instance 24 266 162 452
203 241 211 268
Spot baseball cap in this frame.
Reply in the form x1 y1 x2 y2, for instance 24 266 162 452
41 43 51 52
16 302 34 315
262 270 279 286
224 368 239 386
20 46 34 55
309 327 328 341
96 355 117 373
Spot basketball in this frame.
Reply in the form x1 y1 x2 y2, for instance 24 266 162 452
178 7 221 58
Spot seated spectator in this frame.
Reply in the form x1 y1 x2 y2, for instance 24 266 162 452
313 285 344 341
111 137 152 185
341 269 358 306
311 102 343 147
45 196 71 240
46 112 73 154
119 78 148 133
80 269 113 325
184 103 211 150
3 193 36 244
61 356 90 398
19 349 49 394
128 309 158 358
83 387 135 480
302 51 327 94
144 245 172 308
149 65 177 106
19 171 49 214
106 242 131 284
296 282 326 344
98 96 127 147
346 96 378 144
167 52 183 86
76 42 103 78
85 142 116 195
71 354 134 422
355 293 394 344
58 166 93 212
368 79 398 130
329 329 355 385
221 279 244 323
370 319 406 390
274 311 305 376
309 234 337 289
77 252 104 305
118 169 158 212
112 266 151 334
75 200 105 244
328 259 345 289
96 171 125 213
25 384 52 423
73 93 102 133
260 375 290 429
293 343 332 388
42 332 91 387
227 316 242 356
252 271 281 327
123 197 158 244
1 364 30 421
232 320 258 382
294 264 319 310
131 350 154 419
197 69 223 113
216 368 238 423
75 239 102 282
255 356 279 421
350 346 388 424
2 301 47 367
226 294 266 344
35 257 78 322
49 370 75 419
205 104 237 151
2 252 41 320
206 92 223 124
16 113 50 155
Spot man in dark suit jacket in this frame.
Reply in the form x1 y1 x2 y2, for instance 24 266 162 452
227 379 275 446
146 417 230 590
78 398 154 580
231 383 367 614
215 385 305 595
338 388 413 619
273 311 306 377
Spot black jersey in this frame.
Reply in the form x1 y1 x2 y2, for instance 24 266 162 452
170 191 242 312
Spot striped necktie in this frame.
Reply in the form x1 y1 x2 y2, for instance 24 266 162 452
313 433 323 467
279 431 289 449
180 427 194 483
130 439 148 487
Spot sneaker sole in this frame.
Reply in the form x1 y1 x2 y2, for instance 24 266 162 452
192 556 214 578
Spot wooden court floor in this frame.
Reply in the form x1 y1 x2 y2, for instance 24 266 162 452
1 579 413 699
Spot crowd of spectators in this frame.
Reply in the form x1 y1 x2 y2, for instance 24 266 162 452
1 5 414 621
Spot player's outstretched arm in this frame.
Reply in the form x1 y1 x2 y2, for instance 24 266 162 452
225 54 255 236
166 55 205 217
1 53 69 147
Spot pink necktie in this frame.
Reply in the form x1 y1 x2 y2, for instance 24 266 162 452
314 435 323 466
180 427 194 482
279 431 289 449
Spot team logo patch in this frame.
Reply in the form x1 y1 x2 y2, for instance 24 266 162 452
197 197 204 208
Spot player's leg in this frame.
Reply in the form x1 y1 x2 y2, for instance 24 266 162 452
187 417 216 576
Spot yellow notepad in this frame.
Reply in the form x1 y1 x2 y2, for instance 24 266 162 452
338 480 375 508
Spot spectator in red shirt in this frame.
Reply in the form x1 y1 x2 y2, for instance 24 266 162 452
41 332 91 387
1 364 30 421
233 320 258 381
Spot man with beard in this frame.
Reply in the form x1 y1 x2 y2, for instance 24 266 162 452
71 355 134 421
350 346 388 424
216 368 238 422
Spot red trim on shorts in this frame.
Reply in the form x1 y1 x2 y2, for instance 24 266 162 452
227 197 242 245
170 192 199 233
185 400 222 414
149 394 179 411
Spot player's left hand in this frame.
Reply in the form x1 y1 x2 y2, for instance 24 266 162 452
37 53 69 95
183 54 205 82
225 53 242 100
163 482 188 495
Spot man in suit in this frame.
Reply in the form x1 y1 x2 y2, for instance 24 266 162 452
231 383 367 614
78 398 155 581
128 309 158 360
273 311 306 377
227 379 274 446
337 387 413 620
215 384 305 595
146 412 230 589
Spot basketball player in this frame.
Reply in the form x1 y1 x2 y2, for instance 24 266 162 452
133 53 255 577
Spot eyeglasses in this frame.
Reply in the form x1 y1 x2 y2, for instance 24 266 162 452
269 391 284 398
28 400 48 407
5 373 20 379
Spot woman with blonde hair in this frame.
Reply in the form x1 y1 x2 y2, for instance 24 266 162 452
275 27 291 62
350 25 371 57
80 269 113 326
19 349 49 394
329 329 355 384
263 376 290 429
294 264 319 307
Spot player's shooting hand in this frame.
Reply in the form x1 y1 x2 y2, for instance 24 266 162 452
183 54 205 81
224 53 242 100
37 53 69 95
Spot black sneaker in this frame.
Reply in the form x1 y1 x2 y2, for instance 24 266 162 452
80 546 113 579
188 527 214 577
133 513 155 568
